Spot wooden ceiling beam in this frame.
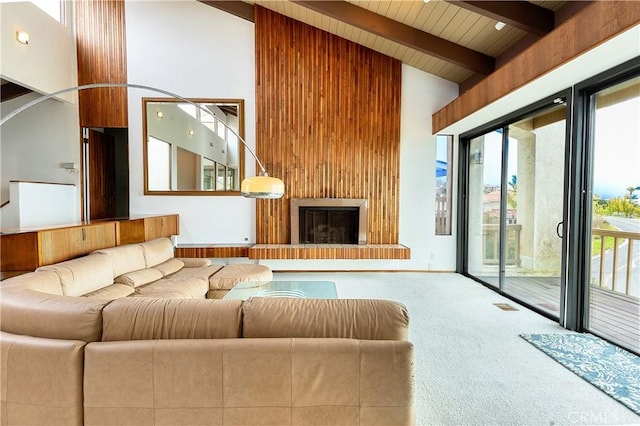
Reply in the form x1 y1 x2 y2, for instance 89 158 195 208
198 0 255 22
447 1 554 36
291 0 495 76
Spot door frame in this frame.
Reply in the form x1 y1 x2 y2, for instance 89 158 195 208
456 89 572 322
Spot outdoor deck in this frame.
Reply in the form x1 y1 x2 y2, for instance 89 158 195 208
480 276 639 353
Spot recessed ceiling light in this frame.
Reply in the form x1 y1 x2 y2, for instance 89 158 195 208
495 21 506 31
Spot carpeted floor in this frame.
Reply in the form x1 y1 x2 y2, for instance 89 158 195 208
273 271 640 425
520 333 640 415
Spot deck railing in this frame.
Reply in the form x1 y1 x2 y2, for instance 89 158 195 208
482 224 522 265
591 228 639 296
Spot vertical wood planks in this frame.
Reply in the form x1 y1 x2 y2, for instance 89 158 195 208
255 7 401 244
75 0 128 128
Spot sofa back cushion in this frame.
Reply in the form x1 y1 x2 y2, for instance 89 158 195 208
101 297 243 341
242 298 409 341
114 268 163 288
37 254 114 296
0 287 109 342
0 270 63 295
139 238 174 267
92 244 146 277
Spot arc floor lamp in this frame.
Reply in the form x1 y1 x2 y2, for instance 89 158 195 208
0 82 285 199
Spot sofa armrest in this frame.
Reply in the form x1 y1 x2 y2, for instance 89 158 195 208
0 287 109 342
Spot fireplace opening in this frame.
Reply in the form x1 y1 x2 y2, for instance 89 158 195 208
299 207 359 244
291 198 368 244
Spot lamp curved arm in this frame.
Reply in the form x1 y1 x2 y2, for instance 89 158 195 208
0 82 269 175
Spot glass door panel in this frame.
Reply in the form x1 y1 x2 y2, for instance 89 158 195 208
467 131 504 288
502 105 566 316
588 76 640 353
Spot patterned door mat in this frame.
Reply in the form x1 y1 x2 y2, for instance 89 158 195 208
520 333 640 414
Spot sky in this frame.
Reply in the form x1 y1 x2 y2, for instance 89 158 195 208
478 96 639 200
592 96 640 199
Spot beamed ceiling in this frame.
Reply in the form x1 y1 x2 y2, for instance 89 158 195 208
200 0 592 91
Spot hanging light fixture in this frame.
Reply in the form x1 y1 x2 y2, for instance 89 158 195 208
0 82 285 199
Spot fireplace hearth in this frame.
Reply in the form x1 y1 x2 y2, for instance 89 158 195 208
291 198 368 245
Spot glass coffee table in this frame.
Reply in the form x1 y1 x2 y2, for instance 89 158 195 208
223 280 337 300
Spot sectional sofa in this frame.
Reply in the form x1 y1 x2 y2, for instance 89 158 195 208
0 238 415 425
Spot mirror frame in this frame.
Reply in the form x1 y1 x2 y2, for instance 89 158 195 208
142 97 245 196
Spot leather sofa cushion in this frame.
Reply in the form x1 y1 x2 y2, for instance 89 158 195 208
92 244 146 277
0 287 109 342
83 338 414 425
242 298 409 341
153 258 184 276
37 254 114 297
139 237 174 267
0 270 63 295
208 264 273 290
132 278 208 299
1 331 86 426
168 264 223 282
101 297 243 340
82 284 135 299
176 257 212 268
115 268 163 288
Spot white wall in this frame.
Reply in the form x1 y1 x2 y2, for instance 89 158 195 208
398 65 459 270
0 2 80 227
0 1 77 102
0 92 81 224
125 1 256 244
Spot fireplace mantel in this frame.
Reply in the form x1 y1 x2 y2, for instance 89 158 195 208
290 198 368 245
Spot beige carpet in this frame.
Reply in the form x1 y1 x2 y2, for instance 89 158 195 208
272 271 640 425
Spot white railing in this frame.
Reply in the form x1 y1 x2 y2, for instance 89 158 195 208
591 228 639 297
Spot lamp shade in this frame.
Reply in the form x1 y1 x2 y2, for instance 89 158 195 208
241 175 285 199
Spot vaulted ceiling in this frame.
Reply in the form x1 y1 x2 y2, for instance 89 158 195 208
201 0 592 91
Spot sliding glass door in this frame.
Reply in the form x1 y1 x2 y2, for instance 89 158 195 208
586 75 640 353
463 100 567 318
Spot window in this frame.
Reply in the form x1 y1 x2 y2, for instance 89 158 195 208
435 135 453 235
29 0 64 24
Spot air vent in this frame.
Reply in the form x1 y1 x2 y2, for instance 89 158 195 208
493 303 518 311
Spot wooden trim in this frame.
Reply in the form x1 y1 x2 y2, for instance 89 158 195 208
0 82 32 102
175 245 250 258
448 1 554 36
433 1 640 133
292 0 494 76
198 0 254 22
249 244 411 260
8 180 75 186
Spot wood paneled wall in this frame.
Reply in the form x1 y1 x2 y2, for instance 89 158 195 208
254 7 402 244
75 0 128 128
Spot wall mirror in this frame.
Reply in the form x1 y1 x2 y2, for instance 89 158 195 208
142 98 244 195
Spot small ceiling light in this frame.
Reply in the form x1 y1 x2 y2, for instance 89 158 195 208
423 0 431 3
495 21 506 31
156 111 163 119
16 31 29 45
188 129 194 136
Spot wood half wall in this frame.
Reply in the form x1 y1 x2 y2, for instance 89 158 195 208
254 6 402 245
